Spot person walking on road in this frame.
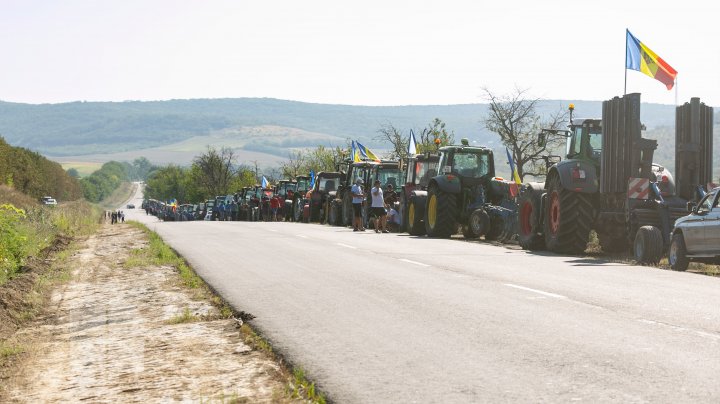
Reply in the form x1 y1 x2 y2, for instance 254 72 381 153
371 179 388 233
351 178 365 231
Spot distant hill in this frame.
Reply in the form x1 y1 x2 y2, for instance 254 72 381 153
0 97 717 177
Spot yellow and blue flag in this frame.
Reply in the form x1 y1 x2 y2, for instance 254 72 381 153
505 148 521 185
356 141 380 162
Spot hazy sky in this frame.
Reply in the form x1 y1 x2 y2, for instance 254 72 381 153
2 0 718 106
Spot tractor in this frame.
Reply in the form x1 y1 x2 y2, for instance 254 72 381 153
413 139 518 240
399 153 440 235
517 93 712 263
275 179 297 221
304 172 343 223
291 175 312 222
332 160 401 227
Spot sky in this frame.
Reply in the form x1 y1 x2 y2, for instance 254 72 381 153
2 0 719 106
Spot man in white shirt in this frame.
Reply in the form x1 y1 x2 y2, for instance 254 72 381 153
351 178 365 231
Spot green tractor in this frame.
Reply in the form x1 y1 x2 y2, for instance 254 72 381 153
419 139 518 240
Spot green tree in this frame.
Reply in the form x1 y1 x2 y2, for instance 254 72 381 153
190 146 238 197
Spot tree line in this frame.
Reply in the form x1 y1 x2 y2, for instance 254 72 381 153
0 136 82 201
79 158 157 202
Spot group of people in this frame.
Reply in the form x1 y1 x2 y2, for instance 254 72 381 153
351 178 400 233
106 210 125 224
214 200 239 221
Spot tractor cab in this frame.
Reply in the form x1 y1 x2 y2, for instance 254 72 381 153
437 140 495 183
566 118 602 163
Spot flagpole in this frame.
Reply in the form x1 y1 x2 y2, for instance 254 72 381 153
674 74 678 106
624 29 628 95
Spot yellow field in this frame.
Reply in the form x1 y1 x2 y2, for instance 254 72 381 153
59 161 103 177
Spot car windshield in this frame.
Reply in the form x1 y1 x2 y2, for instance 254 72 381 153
452 151 490 178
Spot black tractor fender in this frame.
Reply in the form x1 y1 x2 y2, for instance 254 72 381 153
546 160 598 194
429 175 461 194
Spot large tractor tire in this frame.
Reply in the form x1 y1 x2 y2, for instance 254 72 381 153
668 232 689 271
407 197 426 236
462 209 489 239
398 192 408 233
517 185 545 250
328 200 340 226
293 200 303 222
425 185 458 238
634 225 663 265
543 174 595 254
342 193 353 226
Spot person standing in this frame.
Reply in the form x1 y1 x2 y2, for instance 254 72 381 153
351 178 365 231
370 179 388 233
270 195 281 221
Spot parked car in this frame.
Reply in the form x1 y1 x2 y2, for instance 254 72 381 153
41 196 57 206
669 187 720 271
126 203 135 209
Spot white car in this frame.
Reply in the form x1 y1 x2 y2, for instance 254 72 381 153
41 196 57 206
669 188 720 271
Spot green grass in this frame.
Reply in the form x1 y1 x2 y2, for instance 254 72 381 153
165 307 201 325
59 161 103 178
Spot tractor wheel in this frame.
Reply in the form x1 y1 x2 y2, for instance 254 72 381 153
425 185 457 238
484 215 503 241
598 230 629 253
407 198 426 236
342 193 353 226
328 200 339 226
669 232 689 271
399 192 408 233
293 200 301 222
462 209 489 239
517 185 545 250
634 225 663 265
543 174 595 254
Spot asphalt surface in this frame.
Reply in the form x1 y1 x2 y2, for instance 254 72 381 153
123 186 720 403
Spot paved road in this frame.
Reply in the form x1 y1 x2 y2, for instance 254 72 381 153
124 188 720 403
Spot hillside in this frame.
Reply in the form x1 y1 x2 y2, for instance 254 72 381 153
0 97 718 177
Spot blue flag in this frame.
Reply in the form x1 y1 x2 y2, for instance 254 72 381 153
309 170 316 189
261 176 269 189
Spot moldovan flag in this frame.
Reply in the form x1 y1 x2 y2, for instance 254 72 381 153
626 30 677 90
505 148 521 185
261 176 269 189
407 129 418 155
356 141 381 162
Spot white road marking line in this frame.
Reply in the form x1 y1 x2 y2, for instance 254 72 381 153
296 234 308 238
398 258 430 267
638 319 720 341
504 283 567 299
336 243 357 249
268 229 278 232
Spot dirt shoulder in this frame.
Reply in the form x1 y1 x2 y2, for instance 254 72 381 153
1 223 295 403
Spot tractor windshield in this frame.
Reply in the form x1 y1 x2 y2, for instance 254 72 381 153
376 167 401 189
452 151 491 178
568 124 602 161
318 177 339 192
296 179 309 191
411 160 439 185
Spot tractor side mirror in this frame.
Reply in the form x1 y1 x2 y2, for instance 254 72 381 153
537 132 546 148
687 201 697 213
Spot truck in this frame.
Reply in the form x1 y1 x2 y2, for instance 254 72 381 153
517 93 713 263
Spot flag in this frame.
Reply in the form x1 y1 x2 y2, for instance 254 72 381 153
408 129 418 155
261 176 269 189
351 140 361 163
626 29 677 90
356 141 381 162
505 148 521 185
309 170 316 189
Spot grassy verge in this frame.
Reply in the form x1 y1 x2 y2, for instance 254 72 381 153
99 181 136 210
126 221 326 404
0 185 101 286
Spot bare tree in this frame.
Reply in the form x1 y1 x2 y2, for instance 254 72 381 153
375 123 407 160
280 150 306 179
483 87 567 180
374 118 455 158
191 146 237 197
